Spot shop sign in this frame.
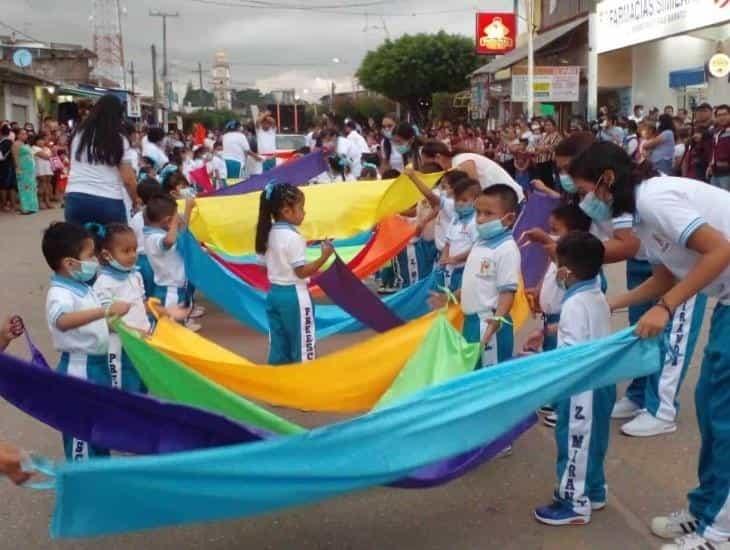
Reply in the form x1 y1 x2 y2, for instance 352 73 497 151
475 13 517 55
126 95 141 118
511 66 580 102
12 49 32 68
596 0 730 54
708 52 730 78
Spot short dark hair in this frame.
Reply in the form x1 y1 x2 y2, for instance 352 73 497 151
557 232 605 281
146 195 178 223
551 204 592 232
381 169 401 179
452 177 480 200
0 125 9 137
137 181 166 204
164 171 188 193
42 222 92 271
715 104 730 115
419 162 442 174
147 127 165 144
440 169 469 188
481 184 519 214
555 132 595 159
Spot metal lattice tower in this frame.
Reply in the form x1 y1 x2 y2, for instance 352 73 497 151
91 0 126 88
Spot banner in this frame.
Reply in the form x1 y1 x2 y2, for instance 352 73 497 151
511 66 580 103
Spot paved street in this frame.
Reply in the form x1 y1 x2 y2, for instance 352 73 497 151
0 209 711 550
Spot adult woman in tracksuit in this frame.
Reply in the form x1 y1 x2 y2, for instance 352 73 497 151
571 141 730 550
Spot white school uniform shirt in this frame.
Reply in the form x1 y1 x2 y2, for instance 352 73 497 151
67 133 136 201
129 210 145 254
141 141 168 172
347 130 368 157
46 275 109 355
590 213 649 262
444 211 478 267
452 153 525 203
557 279 611 347
336 136 362 180
461 231 521 315
257 128 277 156
209 154 228 182
265 222 308 286
634 176 730 303
222 131 251 163
539 261 564 316
143 227 186 288
382 138 405 172
435 193 455 251
93 266 151 333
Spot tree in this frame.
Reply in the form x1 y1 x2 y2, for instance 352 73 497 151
183 82 215 108
331 94 397 124
232 88 266 110
182 109 237 133
357 31 479 122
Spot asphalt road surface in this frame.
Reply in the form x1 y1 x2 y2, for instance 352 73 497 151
0 209 711 550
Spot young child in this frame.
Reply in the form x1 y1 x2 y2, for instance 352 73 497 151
208 141 228 190
143 195 198 329
90 223 150 394
460 185 521 369
42 222 130 460
435 177 481 292
255 182 334 364
129 182 166 298
513 138 532 193
164 171 196 200
534 231 615 526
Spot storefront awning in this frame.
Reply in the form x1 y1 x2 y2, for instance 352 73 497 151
669 67 707 88
471 16 588 77
58 85 129 103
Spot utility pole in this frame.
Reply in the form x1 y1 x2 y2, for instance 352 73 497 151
526 0 535 120
151 44 159 120
149 10 179 113
197 61 204 90
129 60 136 93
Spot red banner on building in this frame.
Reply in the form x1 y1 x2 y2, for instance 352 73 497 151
475 12 516 55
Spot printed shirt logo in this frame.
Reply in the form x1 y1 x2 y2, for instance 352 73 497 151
652 233 671 253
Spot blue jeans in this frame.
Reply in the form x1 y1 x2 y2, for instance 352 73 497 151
65 192 127 226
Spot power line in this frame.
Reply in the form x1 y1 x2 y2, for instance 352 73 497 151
187 0 474 17
0 19 43 43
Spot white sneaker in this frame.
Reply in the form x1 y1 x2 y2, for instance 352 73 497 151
621 411 677 437
652 509 699 539
611 397 641 419
661 533 730 550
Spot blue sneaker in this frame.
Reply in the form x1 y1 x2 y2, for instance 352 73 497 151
534 501 590 526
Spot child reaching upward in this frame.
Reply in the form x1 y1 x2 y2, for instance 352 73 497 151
461 185 521 369
143 196 197 329
129 181 166 298
534 231 615 526
255 182 334 365
42 222 130 460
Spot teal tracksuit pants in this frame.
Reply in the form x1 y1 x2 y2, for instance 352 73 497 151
462 312 513 370
266 283 316 365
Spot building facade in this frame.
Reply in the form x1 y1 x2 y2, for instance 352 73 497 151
212 50 232 111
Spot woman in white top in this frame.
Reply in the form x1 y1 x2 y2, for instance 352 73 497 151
419 139 525 203
379 115 404 173
253 113 277 175
571 142 730 550
222 120 262 180
64 94 139 225
32 131 54 209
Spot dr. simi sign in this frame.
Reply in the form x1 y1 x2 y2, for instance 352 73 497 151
596 0 730 53
475 12 517 55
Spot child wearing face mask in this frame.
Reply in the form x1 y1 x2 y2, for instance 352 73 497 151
459 185 521 369
42 222 131 461
89 223 150 394
534 231 615 527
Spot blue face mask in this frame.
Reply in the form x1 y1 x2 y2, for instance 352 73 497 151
71 258 99 283
395 143 410 155
454 204 475 219
579 192 612 222
477 219 506 241
559 173 577 194
108 258 135 273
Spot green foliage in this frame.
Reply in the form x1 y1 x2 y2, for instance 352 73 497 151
332 94 397 124
182 109 237 133
232 88 271 109
357 31 479 117
183 82 215 108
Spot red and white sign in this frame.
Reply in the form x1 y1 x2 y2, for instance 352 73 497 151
475 12 517 55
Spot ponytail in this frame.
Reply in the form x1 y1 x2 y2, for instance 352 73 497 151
255 182 305 255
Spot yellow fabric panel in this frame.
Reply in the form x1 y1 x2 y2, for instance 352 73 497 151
510 279 531 331
188 173 442 256
146 306 463 413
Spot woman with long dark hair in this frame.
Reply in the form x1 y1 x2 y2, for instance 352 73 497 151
64 94 139 224
570 142 730 548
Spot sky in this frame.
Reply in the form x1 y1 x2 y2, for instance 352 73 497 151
0 0 515 102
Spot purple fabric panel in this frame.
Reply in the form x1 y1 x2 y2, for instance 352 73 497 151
513 191 562 289
212 151 328 196
389 414 537 488
0 352 261 454
313 255 403 333
25 330 51 370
